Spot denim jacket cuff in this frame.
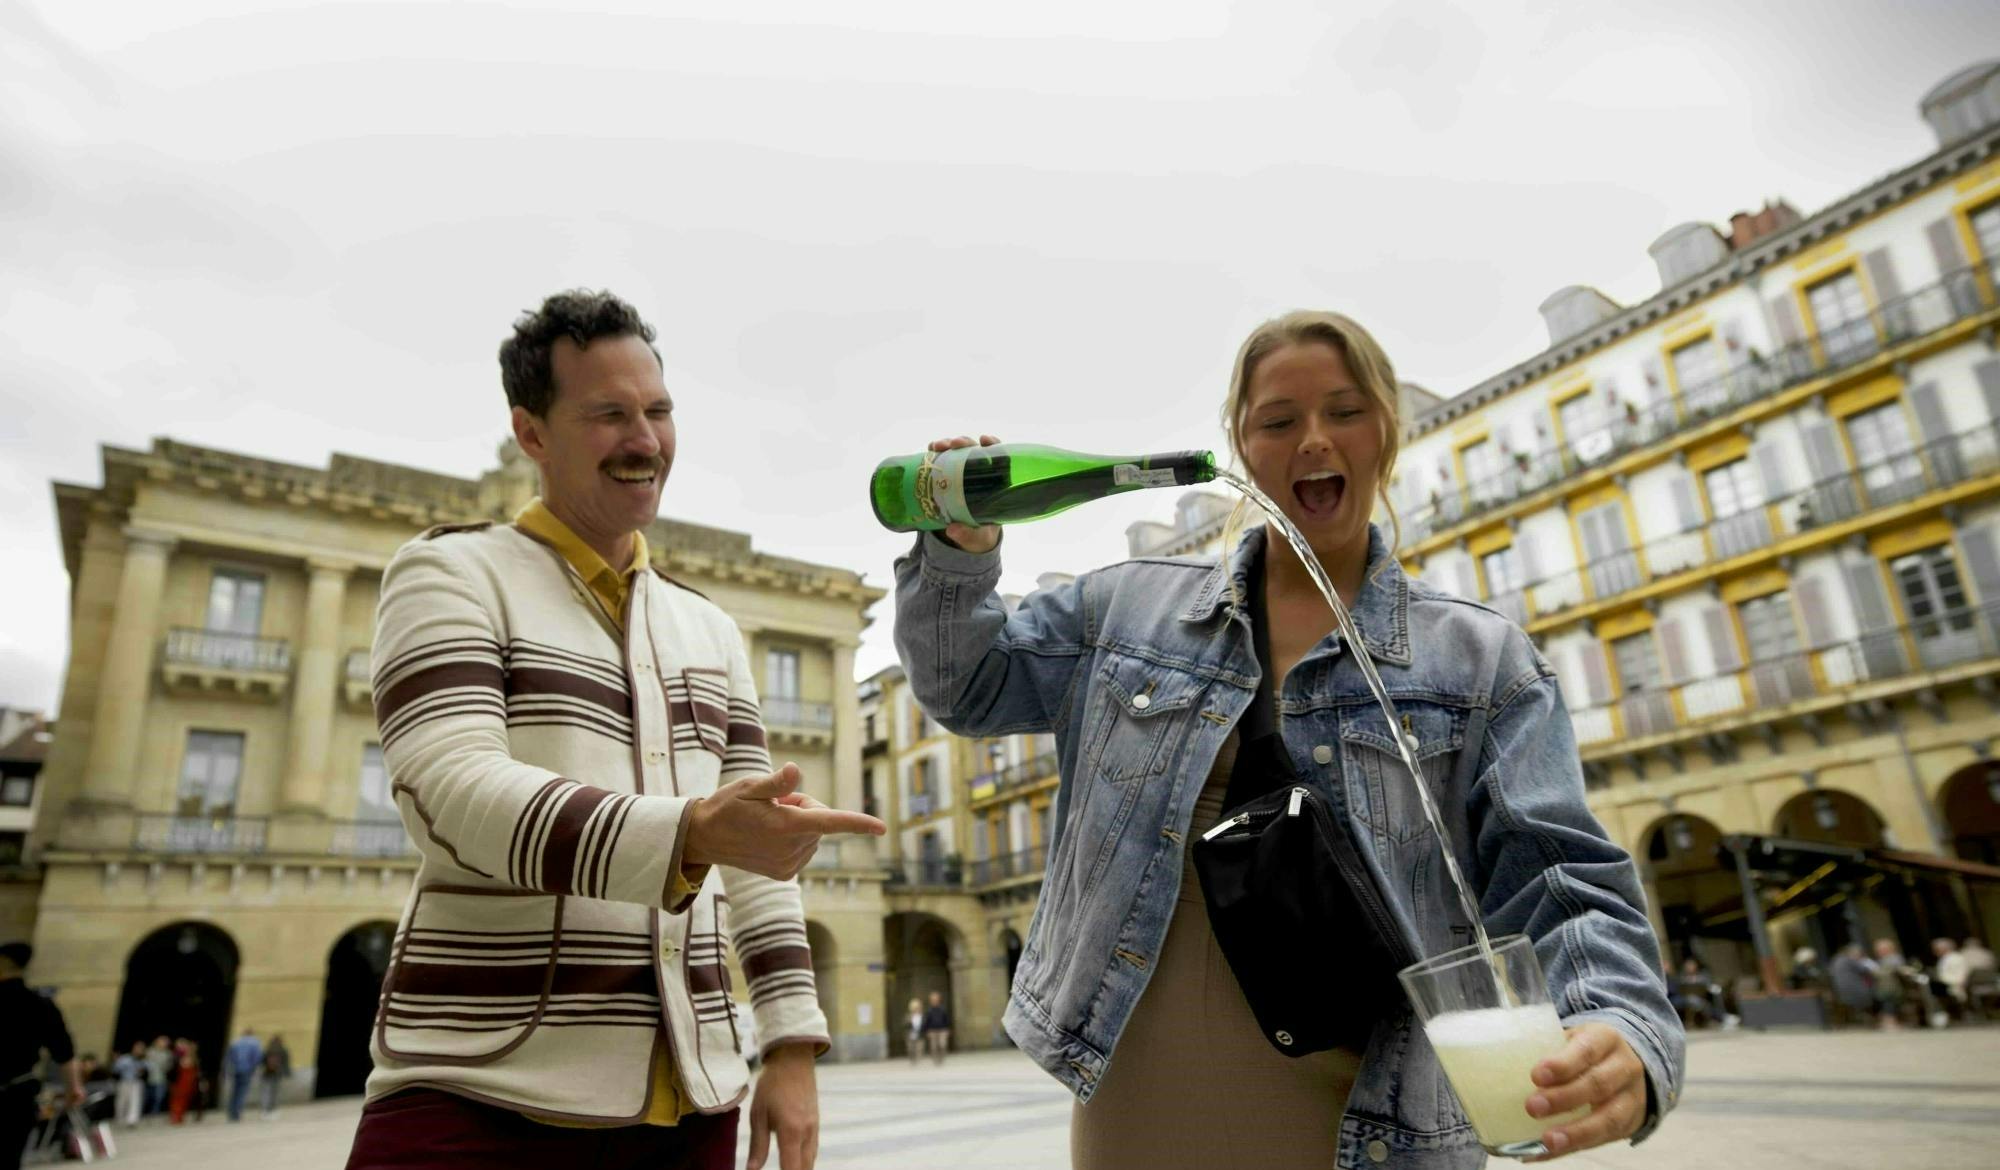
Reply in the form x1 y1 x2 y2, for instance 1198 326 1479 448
917 529 1004 580
1558 1005 1678 1145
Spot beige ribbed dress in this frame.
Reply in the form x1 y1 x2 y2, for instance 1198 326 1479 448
1070 732 1361 1169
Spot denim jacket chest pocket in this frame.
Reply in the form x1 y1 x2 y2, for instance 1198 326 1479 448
1080 652 1204 784
1338 702 1466 847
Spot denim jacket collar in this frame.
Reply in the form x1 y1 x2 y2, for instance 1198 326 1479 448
1180 523 1413 666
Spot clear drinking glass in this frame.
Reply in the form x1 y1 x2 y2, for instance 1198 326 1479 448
1398 934 1590 1159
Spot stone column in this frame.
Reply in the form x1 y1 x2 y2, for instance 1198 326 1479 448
81 529 177 807
281 558 354 814
830 638 872 866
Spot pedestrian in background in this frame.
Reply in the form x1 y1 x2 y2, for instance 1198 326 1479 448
224 1028 262 1122
113 1041 147 1127
921 992 952 1067
260 1034 291 1119
144 1035 174 1116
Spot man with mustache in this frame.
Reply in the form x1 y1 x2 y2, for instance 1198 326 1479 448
345 290 884 1170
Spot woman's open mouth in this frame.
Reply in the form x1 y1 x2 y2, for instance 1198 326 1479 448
1292 471 1345 520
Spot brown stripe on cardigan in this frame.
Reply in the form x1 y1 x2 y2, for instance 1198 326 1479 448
392 958 659 999
538 785 613 896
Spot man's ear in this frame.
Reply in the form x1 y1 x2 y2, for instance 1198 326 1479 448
511 405 548 463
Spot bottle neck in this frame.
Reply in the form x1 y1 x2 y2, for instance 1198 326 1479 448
1137 449 1216 486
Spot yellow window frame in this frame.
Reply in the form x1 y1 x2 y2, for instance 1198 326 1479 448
1452 429 1494 501
1662 327 1719 404
1547 383 1595 452
1951 186 2000 306
1790 257 1883 369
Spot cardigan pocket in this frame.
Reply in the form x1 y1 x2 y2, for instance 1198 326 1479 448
667 668 731 761
376 885 563 1065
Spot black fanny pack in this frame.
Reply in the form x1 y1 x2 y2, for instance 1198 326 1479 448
1191 726 1412 1057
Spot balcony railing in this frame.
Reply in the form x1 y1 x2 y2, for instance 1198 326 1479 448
342 649 373 706
969 845 1048 887
884 857 962 889
1405 253 2000 544
1571 605 2000 750
906 791 936 818
135 814 268 854
1497 418 2000 626
970 752 1061 801
330 820 414 858
164 629 291 674
762 697 834 732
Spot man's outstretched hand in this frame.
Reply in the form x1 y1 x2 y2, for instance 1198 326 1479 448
683 762 885 880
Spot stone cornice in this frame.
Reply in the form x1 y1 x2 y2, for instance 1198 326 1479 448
53 436 887 598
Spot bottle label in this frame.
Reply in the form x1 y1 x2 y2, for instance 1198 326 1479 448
1113 463 1176 488
919 448 977 526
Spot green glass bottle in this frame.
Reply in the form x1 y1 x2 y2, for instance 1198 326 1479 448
870 443 1218 532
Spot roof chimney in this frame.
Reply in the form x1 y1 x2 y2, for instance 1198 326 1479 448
1726 200 1804 250
1538 286 1623 348
1648 222 1731 288
1922 60 2000 148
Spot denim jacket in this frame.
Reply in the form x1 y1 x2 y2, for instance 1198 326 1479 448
894 525 1684 1169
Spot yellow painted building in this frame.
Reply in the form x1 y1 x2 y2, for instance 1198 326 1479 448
25 436 888 1093
1389 63 2000 993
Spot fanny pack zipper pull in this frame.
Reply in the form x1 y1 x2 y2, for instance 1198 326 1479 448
1202 813 1250 842
1287 787 1306 817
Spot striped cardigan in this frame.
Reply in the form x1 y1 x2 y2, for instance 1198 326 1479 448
364 521 827 1121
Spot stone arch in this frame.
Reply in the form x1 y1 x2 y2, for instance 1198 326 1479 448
1772 789 1888 847
314 920 396 1098
1634 813 1754 983
114 921 240 1088
883 912 964 1058
1939 761 2000 945
1939 761 2000 866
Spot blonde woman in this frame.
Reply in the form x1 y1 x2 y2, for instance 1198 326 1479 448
906 999 925 1066
892 312 1683 1167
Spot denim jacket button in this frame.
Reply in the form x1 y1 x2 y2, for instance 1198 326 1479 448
1367 1139 1389 1163
1312 744 1334 765
1131 692 1151 710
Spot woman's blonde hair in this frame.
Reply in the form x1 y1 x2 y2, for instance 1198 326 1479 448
1215 310 1404 588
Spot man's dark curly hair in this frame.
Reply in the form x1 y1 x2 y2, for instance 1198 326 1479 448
499 289 661 417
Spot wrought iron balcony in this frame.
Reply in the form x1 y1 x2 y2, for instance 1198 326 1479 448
1571 606 2000 754
1491 418 2000 628
969 752 1061 802
883 856 962 889
1404 254 2000 544
968 845 1049 888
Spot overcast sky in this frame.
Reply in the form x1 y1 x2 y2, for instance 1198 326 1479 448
2 0 1994 712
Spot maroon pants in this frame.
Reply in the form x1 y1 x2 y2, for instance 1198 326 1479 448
345 1088 738 1170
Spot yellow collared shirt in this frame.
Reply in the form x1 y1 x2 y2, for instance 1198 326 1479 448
514 498 694 1127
